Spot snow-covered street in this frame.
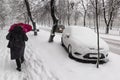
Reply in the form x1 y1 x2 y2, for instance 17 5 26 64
1 29 120 80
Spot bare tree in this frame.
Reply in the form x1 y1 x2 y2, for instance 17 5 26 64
24 0 37 35
89 0 100 68
74 11 80 25
80 0 89 27
109 0 120 30
102 0 115 34
57 0 67 25
67 0 71 26
95 0 100 68
73 2 82 25
48 0 58 42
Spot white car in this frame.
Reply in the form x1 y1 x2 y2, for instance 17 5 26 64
61 26 109 62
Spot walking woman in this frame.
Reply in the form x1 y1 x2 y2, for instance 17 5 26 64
6 26 28 71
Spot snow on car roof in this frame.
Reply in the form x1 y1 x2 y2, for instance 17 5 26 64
69 26 96 36
68 26 107 48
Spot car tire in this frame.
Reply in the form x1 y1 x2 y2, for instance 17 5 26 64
68 45 73 58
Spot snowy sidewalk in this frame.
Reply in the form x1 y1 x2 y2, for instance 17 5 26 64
1 29 120 80
0 30 57 80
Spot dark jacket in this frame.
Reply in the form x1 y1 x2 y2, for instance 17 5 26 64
6 28 28 60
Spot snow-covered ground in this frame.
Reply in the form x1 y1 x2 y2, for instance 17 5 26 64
99 28 120 41
0 28 120 80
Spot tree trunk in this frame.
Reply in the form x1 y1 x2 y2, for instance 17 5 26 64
74 17 77 25
48 0 58 42
95 0 100 68
94 16 96 31
67 0 70 26
67 15 70 26
106 25 109 34
83 10 87 27
24 0 37 35
110 18 114 30
102 0 114 34
81 0 87 27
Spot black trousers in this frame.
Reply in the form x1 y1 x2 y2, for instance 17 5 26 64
16 58 21 68
15 56 24 68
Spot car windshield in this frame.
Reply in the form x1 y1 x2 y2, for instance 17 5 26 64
71 27 97 38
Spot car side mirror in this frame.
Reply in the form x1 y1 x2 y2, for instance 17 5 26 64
66 33 70 38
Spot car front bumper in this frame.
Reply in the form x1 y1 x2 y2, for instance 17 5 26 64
72 49 109 62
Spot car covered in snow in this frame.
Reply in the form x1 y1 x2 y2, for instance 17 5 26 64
61 26 109 62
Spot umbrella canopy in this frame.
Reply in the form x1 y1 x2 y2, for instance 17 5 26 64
9 23 32 33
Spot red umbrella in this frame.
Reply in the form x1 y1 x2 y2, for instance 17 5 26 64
9 23 32 33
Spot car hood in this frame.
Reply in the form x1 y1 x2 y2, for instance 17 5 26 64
71 35 109 50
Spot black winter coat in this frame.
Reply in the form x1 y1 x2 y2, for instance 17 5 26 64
6 30 28 60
